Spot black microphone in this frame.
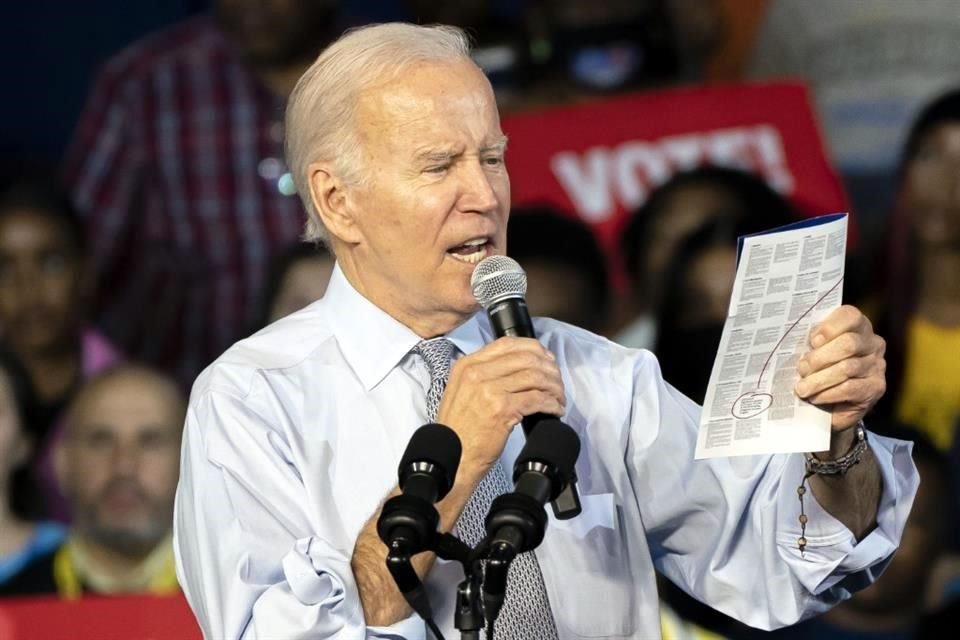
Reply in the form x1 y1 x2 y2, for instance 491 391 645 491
377 423 462 624
378 422 461 551
481 418 581 625
471 255 582 519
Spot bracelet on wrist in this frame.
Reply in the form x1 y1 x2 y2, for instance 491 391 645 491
804 422 868 475
797 421 868 554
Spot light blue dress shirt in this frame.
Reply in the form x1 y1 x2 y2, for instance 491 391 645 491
173 264 919 640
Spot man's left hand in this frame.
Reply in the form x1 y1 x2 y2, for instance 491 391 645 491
794 305 887 431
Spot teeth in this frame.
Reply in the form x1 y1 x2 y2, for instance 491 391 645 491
463 238 487 247
449 246 486 264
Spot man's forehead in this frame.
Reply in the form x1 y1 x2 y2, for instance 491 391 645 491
356 61 496 126
74 418 176 437
69 374 184 433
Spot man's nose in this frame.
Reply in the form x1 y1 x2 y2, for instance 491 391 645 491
110 442 141 475
459 159 500 214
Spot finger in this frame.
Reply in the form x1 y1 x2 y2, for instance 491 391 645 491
476 336 553 361
804 376 884 407
510 389 566 420
809 305 869 349
795 355 875 399
799 331 879 374
452 348 557 383
499 368 566 404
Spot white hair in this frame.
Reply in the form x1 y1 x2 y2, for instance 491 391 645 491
285 23 473 244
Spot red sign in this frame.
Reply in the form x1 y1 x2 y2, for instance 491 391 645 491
501 82 851 284
0 594 201 639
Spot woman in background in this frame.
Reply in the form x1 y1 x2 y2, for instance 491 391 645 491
873 89 960 451
618 164 798 350
0 179 122 521
0 345 64 586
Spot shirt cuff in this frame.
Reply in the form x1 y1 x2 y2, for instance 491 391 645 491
776 432 919 596
367 612 426 640
287 537 426 639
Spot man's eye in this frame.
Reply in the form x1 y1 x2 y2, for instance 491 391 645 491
484 156 504 167
425 164 450 174
84 432 114 449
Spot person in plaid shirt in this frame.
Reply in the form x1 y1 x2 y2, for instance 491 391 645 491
62 1 340 387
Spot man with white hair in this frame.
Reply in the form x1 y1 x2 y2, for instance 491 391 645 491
174 23 918 639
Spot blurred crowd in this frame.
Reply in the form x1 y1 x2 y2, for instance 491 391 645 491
1 1 959 638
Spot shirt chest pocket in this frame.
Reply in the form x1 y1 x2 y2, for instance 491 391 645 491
537 492 637 638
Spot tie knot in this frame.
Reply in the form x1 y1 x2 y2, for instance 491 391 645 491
414 337 456 383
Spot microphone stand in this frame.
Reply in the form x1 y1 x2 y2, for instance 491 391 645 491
385 540 434 622
479 539 514 634
427 532 506 640
391 505 556 639
428 532 487 640
454 567 485 640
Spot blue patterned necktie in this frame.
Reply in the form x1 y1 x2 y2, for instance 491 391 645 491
414 338 559 639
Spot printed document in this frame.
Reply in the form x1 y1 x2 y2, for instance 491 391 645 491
695 213 847 459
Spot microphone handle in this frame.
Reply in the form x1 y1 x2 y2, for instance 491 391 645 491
488 297 582 519
488 297 535 338
488 300 553 438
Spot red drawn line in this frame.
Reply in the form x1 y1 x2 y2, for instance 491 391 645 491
730 391 774 419
755 277 844 388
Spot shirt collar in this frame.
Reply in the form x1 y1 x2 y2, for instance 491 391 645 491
322 263 491 391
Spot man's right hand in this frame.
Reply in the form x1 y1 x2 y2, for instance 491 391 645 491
352 337 565 627
436 336 566 482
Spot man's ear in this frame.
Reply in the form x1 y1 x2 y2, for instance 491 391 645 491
307 163 363 244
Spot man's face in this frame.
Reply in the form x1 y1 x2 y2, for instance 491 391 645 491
338 59 510 329
0 211 84 353
216 0 337 65
60 373 183 557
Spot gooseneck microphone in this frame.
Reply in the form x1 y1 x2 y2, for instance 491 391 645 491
489 417 581 549
378 423 462 551
377 423 462 628
471 255 583 520
481 418 581 625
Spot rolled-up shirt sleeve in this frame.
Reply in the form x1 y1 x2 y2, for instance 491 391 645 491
630 354 919 631
174 380 416 639
775 432 918 596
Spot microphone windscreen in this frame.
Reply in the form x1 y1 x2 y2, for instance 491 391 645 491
471 255 527 308
515 418 580 482
399 422 463 487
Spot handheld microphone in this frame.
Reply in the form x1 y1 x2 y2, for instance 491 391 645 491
377 423 462 624
471 255 582 519
481 418 581 624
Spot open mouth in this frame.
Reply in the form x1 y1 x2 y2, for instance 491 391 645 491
447 237 492 264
